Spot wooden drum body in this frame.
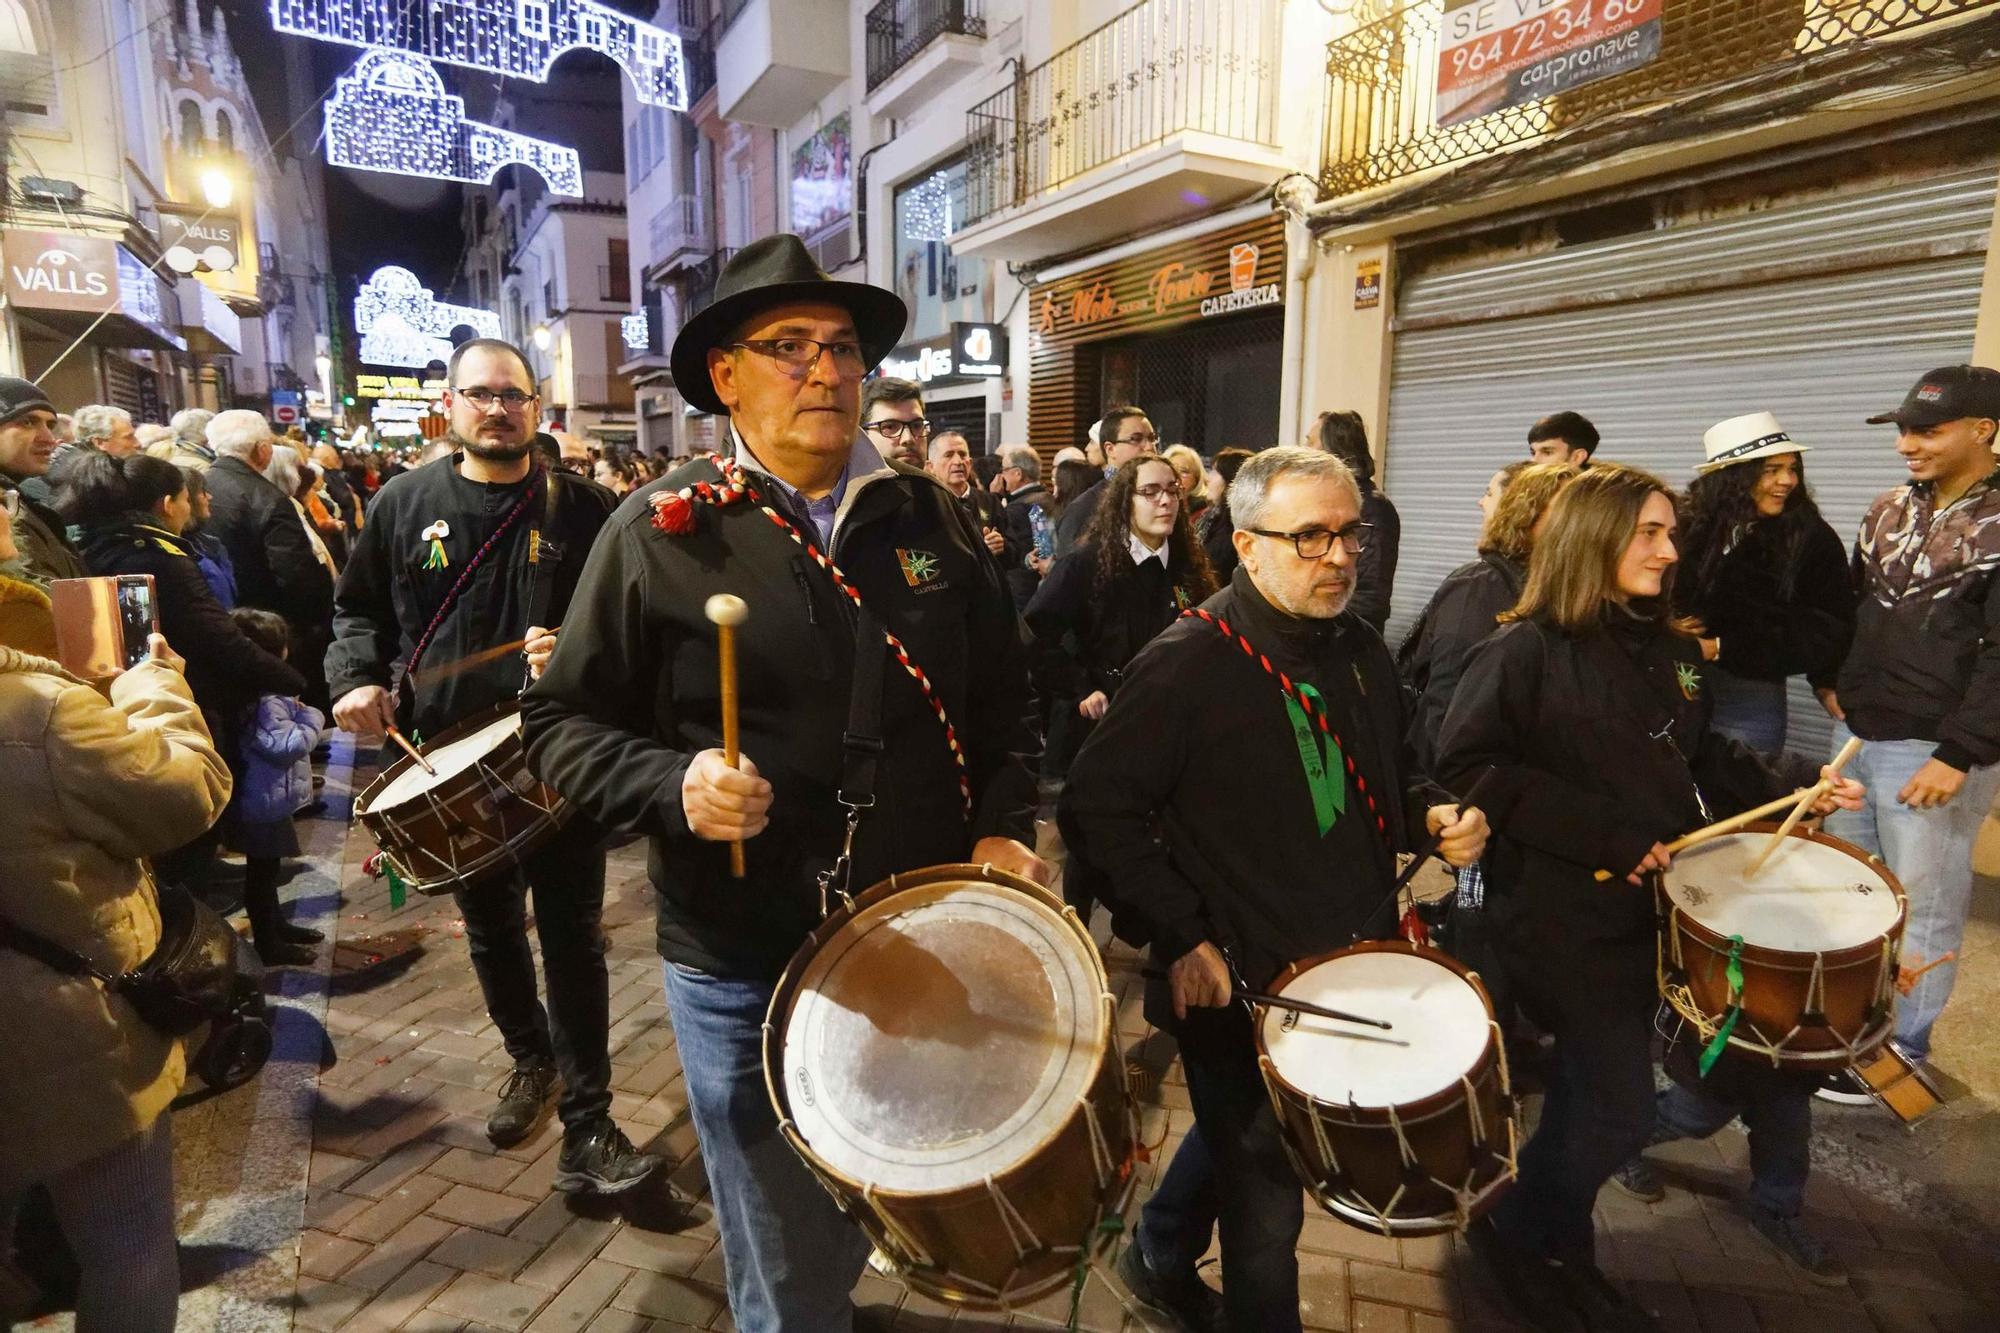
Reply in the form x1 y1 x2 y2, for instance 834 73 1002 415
763 865 1136 1309
353 703 570 896
1658 825 1905 1069
1257 941 1517 1237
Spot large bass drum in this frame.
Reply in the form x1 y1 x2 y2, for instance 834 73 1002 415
764 864 1136 1309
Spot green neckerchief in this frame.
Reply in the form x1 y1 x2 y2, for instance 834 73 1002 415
1282 682 1346 837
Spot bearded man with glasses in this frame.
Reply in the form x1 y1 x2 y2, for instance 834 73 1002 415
1062 446 1490 1332
325 338 656 1194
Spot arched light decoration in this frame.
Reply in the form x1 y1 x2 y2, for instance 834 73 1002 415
327 49 583 196
354 263 500 368
620 309 648 352
900 170 954 244
269 0 688 109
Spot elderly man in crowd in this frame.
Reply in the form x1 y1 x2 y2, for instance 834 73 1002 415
74 405 141 458
170 407 217 469
0 377 86 580
201 409 335 707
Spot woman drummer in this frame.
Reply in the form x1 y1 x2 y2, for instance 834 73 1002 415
1435 464 1862 1332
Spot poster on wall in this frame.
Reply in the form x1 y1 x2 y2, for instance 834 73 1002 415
790 113 852 240
1435 0 1663 129
892 158 992 343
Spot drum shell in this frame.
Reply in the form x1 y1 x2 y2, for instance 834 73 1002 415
1658 824 1905 1069
763 865 1133 1309
353 702 571 895
1257 941 1515 1237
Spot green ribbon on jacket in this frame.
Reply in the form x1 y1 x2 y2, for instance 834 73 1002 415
1283 682 1346 837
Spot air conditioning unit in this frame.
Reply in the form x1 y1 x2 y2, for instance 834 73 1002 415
21 176 83 206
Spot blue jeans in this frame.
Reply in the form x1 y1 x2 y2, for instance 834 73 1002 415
662 962 869 1332
1823 723 2000 1059
1653 1077 1810 1217
1135 1015 1304 1332
1707 668 1788 755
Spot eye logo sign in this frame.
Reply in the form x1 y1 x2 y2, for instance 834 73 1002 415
897 548 941 587
12 248 111 299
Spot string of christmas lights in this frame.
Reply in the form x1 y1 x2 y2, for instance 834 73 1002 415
354 262 500 368
620 310 649 352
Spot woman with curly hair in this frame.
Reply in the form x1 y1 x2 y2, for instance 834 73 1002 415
1674 413 1852 753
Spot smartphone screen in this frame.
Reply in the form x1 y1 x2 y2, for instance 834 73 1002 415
115 575 158 668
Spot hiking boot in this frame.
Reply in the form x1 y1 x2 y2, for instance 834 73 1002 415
554 1120 663 1196
1113 1239 1226 1333
1610 1157 1665 1204
485 1061 559 1148
1553 1260 1660 1333
1466 1217 1585 1333
1740 1201 1848 1286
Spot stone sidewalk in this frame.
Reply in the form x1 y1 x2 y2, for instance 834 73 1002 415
51 739 2000 1332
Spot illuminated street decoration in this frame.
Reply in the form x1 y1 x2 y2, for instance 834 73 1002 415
354 263 499 368
620 310 648 352
326 49 582 196
269 0 688 109
900 170 954 244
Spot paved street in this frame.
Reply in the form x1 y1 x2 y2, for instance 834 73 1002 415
23 735 2000 1333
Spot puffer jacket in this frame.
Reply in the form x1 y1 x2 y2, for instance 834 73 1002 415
0 648 232 1192
237 694 324 824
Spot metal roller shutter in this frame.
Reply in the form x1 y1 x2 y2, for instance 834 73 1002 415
1383 167 1997 759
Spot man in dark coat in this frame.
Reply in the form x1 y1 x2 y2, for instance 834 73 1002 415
0 378 87 581
520 235 1042 1332
1062 446 1487 1333
325 339 648 1195
995 443 1053 610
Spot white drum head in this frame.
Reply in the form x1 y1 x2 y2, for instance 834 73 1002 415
780 880 1104 1194
363 713 520 812
1663 832 1898 953
1262 950 1489 1108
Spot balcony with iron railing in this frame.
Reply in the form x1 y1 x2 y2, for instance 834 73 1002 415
1320 0 1999 199
647 194 714 274
866 0 986 93
955 0 1286 260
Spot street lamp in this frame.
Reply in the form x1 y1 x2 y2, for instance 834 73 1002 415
199 166 234 210
531 323 551 351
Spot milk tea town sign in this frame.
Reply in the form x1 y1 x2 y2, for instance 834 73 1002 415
1035 239 1280 337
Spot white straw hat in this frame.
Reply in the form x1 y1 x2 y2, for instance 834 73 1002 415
1697 411 1809 474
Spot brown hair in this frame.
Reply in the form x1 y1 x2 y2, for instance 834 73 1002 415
1479 461 1578 564
1082 456 1217 604
1504 463 1684 634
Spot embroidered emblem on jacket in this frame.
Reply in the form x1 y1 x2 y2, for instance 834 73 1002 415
897 548 941 587
1676 662 1702 700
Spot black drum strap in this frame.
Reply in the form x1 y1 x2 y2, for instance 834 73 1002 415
819 607 887 916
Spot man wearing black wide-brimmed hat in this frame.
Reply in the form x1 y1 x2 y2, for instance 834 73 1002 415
522 235 1042 1330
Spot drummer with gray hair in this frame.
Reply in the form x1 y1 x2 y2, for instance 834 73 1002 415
1062 445 1489 1331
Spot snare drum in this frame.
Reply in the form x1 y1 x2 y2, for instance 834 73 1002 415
353 703 570 895
764 864 1136 1309
1257 941 1516 1237
1658 824 1904 1068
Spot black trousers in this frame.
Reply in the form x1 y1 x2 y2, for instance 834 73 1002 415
1492 946 1656 1264
452 816 611 1131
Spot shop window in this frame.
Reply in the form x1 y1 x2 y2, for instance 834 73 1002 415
892 156 989 342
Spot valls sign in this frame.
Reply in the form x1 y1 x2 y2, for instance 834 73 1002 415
2 229 118 313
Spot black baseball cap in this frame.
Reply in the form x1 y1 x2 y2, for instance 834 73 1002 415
1866 365 2000 428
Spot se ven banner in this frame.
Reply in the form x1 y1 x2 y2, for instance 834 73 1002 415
1436 0 1664 129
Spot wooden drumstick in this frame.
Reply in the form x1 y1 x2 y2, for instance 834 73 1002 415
1592 785 1823 882
383 725 436 776
705 594 749 879
1744 736 1863 877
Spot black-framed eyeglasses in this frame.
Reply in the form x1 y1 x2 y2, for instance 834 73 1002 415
1249 523 1373 558
454 386 537 410
731 338 868 376
1135 482 1183 503
864 417 930 440
1113 431 1161 446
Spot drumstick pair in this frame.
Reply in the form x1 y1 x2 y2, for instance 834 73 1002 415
1743 736 1863 876
1139 967 1400 1036
705 595 750 879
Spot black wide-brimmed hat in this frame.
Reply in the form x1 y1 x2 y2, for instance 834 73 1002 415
670 234 908 417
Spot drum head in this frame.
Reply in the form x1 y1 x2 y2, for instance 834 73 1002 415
1262 950 1489 1108
362 713 521 813
779 877 1102 1194
1663 831 1899 953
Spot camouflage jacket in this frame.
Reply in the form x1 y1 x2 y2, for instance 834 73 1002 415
1838 468 2000 770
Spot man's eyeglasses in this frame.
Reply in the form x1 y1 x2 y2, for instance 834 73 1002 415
1135 482 1183 503
864 417 930 441
732 338 868 376
1113 431 1161 447
455 387 537 410
1249 523 1373 559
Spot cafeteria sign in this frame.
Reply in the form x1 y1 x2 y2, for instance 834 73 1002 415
1436 0 1663 129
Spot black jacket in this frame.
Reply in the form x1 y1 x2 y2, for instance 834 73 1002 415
202 456 334 631
999 481 1053 610
1062 569 1442 1021
1054 477 1108 557
326 455 617 743
0 476 86 581
1201 495 1238 585
1676 515 1851 686
1023 542 1188 702
1436 612 1812 996
1350 484 1401 634
76 516 303 730
1836 471 2000 771
520 452 1040 979
1397 552 1523 774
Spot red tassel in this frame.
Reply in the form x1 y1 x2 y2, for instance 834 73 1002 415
649 490 696 535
